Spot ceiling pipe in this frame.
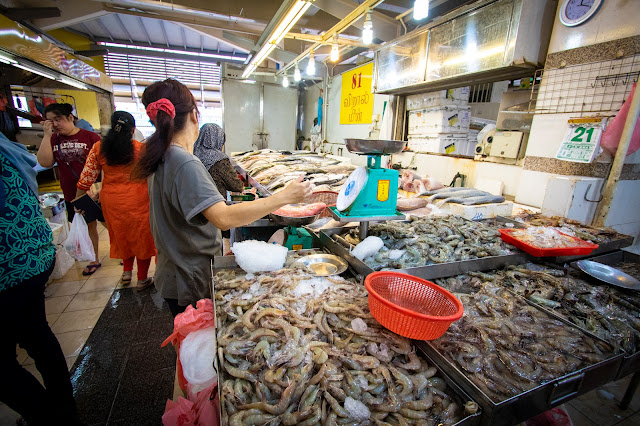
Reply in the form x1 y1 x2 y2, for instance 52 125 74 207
285 32 380 49
277 0 385 76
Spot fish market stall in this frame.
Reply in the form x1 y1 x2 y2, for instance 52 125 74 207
319 216 530 281
231 150 356 194
212 250 482 425
419 271 623 426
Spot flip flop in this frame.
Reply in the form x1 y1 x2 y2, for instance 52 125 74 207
82 263 102 276
136 277 154 291
120 271 132 285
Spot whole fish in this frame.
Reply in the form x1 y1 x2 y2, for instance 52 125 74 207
436 195 506 207
428 190 489 203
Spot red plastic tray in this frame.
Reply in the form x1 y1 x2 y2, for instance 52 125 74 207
499 228 599 257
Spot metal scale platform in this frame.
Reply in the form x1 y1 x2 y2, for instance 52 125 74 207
329 139 406 238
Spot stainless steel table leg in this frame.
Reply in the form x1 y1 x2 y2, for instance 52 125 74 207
620 371 640 410
359 221 369 240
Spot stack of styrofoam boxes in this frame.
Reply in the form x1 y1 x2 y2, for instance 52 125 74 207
407 87 472 156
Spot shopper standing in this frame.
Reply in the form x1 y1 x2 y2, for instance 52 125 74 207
135 78 312 316
193 123 243 197
76 111 157 289
0 133 80 425
37 103 102 275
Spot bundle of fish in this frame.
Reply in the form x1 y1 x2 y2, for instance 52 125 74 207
232 150 355 193
486 264 640 354
347 216 513 270
214 266 477 425
424 187 505 207
511 212 627 244
431 276 614 402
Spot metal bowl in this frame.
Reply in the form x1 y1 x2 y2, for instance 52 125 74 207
345 139 406 155
294 254 348 276
268 212 319 227
39 193 61 208
576 260 640 290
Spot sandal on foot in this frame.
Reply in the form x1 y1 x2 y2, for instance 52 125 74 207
120 271 132 285
82 263 102 276
136 277 154 291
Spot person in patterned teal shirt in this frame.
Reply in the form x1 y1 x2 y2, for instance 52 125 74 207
0 133 80 425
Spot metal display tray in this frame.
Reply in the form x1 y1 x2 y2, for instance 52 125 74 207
415 293 624 426
211 250 482 426
494 216 634 262
231 160 272 197
319 227 530 281
570 250 640 379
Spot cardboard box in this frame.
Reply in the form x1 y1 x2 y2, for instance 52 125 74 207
448 201 514 220
408 106 471 135
407 87 470 110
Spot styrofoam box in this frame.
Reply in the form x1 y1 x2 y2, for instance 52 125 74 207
408 134 469 155
448 201 514 220
408 106 471 135
407 87 470 111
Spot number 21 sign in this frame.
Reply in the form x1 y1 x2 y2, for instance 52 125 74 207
556 117 606 163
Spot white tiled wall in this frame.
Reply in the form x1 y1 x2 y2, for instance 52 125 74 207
605 181 640 238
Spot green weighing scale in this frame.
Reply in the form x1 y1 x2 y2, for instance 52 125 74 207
269 210 316 250
329 139 406 239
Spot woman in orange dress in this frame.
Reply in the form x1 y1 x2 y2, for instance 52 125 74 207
76 111 157 290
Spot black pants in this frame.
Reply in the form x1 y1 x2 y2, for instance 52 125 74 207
165 298 188 318
0 263 79 425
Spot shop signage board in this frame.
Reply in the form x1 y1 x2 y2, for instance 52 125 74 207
556 117 605 163
340 62 374 124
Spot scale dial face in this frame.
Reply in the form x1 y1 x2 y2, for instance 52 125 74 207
559 0 603 27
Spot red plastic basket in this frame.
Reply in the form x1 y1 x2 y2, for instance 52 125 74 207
365 271 464 340
305 191 338 218
499 229 599 257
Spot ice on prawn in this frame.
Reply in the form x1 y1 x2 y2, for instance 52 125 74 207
351 236 384 261
232 240 288 274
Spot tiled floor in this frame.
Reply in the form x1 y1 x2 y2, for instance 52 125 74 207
1 222 173 425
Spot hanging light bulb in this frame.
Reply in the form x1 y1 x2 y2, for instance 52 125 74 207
294 63 301 82
362 11 373 45
330 36 339 62
282 74 290 88
306 51 316 75
413 0 429 20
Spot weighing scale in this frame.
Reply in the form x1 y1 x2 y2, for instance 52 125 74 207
329 139 406 239
268 211 318 250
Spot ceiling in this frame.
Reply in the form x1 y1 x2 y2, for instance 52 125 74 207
0 0 471 74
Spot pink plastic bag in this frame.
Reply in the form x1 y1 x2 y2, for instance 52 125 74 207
162 397 196 426
162 383 220 426
525 406 573 426
162 299 215 392
601 82 640 156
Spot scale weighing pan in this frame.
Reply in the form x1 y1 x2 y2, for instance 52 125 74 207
293 254 348 276
345 139 405 155
575 260 640 290
268 212 319 227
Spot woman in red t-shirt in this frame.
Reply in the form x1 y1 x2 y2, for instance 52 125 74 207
37 103 102 276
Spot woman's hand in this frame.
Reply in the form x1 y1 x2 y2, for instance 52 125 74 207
279 176 312 204
43 120 54 137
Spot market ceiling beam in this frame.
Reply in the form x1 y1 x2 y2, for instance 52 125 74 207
277 0 385 76
178 25 252 54
31 0 109 31
1 7 61 21
285 32 380 49
99 43 247 65
218 30 299 64
313 0 398 41
88 37 247 60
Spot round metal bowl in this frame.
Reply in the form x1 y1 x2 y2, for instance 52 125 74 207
39 193 61 208
575 260 640 290
345 139 406 155
294 254 348 276
268 212 319 227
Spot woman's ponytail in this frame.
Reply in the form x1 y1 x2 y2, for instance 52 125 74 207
133 79 197 179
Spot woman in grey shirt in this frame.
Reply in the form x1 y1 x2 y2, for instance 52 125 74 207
134 79 311 316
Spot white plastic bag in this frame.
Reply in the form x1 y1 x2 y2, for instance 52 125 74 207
50 245 75 280
179 327 217 393
63 213 95 262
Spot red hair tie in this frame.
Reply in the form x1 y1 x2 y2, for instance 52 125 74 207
146 98 176 122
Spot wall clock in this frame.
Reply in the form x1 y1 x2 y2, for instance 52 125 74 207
559 0 603 27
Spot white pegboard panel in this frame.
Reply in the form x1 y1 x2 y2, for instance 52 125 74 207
532 54 640 115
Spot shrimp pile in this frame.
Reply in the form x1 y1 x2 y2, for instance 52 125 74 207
493 264 640 354
432 275 614 403
346 216 513 270
214 267 475 425
512 212 628 244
